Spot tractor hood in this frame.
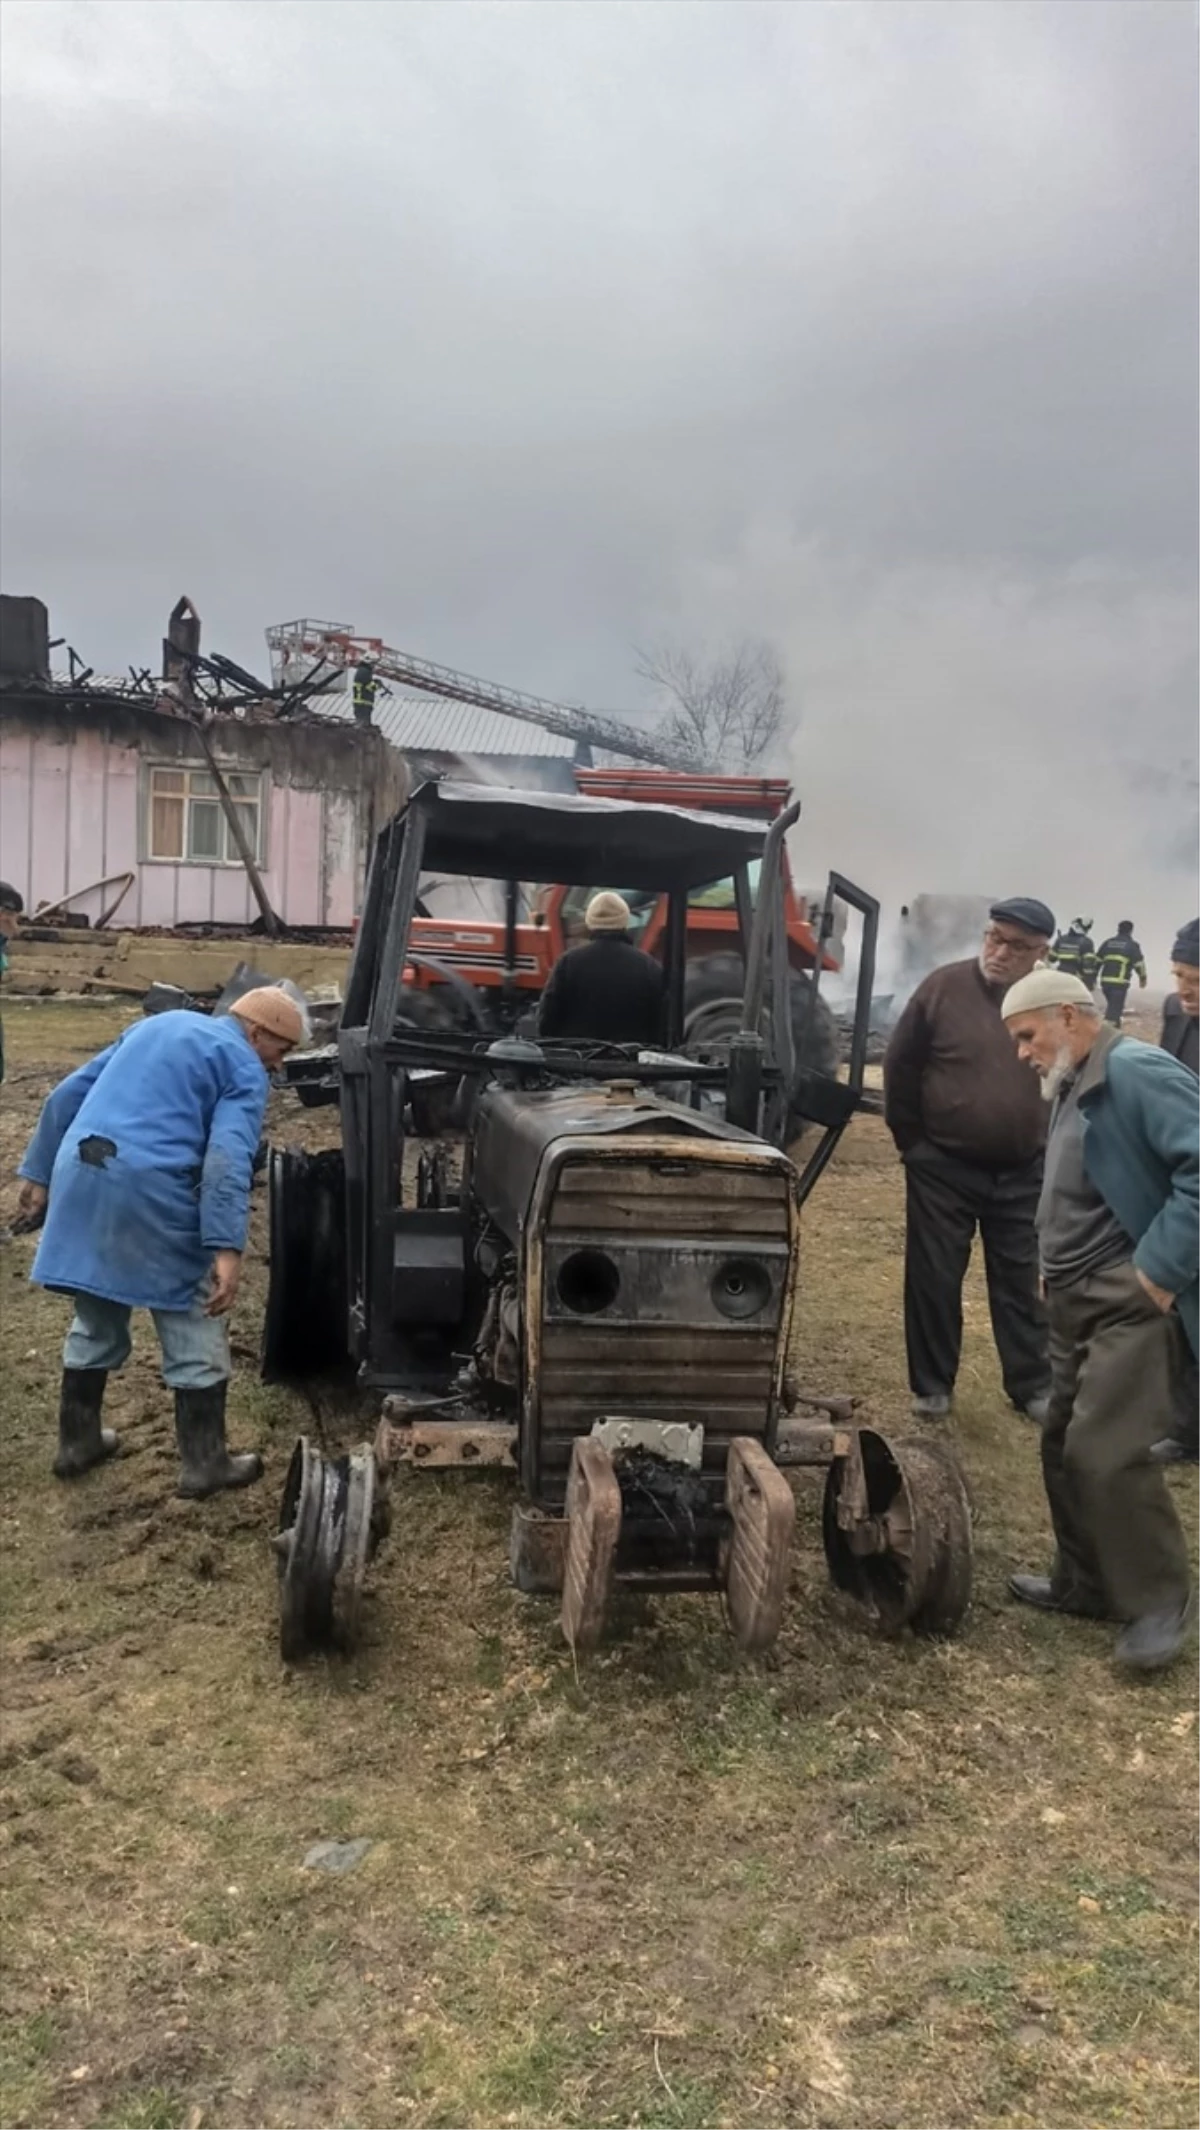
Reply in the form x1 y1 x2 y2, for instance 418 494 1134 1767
470 1079 774 1242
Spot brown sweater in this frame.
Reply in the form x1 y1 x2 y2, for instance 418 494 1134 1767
884 957 1047 1169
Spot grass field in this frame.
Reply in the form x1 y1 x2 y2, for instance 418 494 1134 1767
1 999 1196 2130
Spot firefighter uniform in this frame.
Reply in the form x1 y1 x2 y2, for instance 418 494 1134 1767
1048 922 1098 989
1096 927 1147 1024
352 663 377 724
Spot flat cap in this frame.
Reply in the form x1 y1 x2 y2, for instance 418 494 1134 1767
1002 968 1095 1019
990 897 1055 938
1170 918 1199 968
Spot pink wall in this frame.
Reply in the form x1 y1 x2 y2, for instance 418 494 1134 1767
0 714 376 929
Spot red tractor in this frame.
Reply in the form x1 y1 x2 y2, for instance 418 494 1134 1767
398 771 842 1118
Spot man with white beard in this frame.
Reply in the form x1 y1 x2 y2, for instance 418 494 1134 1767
1001 968 1198 1672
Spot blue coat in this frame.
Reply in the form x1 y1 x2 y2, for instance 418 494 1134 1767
1077 1027 1199 1357
20 1013 269 1312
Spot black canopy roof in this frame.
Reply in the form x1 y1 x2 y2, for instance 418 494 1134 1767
410 779 768 889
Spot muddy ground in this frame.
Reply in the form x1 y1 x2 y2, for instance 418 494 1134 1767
0 999 1196 2130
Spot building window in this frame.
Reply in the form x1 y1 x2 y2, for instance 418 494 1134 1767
146 765 266 866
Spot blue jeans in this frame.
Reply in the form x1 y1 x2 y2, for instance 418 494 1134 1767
63 1293 230 1390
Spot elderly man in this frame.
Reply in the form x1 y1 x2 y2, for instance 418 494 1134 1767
17 989 302 1497
884 897 1055 1422
1002 968 1197 1671
1160 918 1199 1078
1151 918 1200 1465
537 891 666 1047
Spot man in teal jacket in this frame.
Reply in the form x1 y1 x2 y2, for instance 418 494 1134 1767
1001 968 1197 1671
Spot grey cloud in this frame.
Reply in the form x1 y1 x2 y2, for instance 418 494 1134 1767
1 0 1195 943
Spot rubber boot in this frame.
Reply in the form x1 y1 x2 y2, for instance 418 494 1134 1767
174 1383 263 1500
53 1368 120 1479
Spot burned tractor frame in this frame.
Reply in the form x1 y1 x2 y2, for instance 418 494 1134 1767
266 780 973 1660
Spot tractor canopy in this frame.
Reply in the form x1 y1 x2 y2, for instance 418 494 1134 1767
407 778 772 891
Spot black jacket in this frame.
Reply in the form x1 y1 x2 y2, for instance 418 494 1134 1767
1160 994 1199 1079
1097 935 1146 987
1048 927 1097 984
537 936 666 1046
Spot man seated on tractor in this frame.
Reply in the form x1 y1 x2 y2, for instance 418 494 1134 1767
537 891 666 1048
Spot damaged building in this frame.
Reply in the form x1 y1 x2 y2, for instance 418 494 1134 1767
0 596 408 931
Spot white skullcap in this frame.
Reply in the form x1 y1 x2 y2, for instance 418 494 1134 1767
1002 968 1095 1020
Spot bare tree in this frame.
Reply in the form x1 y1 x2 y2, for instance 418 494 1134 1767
635 640 787 771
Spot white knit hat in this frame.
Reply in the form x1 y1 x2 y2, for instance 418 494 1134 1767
1001 968 1096 1019
585 891 633 933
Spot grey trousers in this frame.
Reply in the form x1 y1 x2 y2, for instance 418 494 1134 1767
1041 1259 1191 1619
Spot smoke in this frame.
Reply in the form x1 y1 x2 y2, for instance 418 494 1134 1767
414 753 559 920
658 532 1198 982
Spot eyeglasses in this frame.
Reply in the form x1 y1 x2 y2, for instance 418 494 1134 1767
983 928 1042 955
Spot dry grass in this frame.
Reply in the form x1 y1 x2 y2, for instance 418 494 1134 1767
0 999 1196 2130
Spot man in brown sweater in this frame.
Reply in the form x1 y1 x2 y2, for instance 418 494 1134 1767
884 897 1055 1422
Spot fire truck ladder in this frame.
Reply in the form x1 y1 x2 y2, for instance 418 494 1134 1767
264 619 710 773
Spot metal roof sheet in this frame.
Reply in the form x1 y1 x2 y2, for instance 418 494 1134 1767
328 692 581 759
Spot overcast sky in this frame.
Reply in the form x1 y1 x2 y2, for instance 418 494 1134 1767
2 0 1196 955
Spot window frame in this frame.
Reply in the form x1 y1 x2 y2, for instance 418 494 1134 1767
142 761 269 870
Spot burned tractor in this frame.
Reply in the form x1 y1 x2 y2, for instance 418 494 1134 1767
266 780 973 1659
394 770 843 1138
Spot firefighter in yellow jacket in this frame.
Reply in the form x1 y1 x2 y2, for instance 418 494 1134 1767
1048 919 1098 989
1095 921 1147 1024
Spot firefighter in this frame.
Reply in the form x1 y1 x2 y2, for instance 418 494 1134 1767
352 660 377 725
1095 921 1147 1024
537 891 666 1047
1048 918 1097 989
16 989 303 1495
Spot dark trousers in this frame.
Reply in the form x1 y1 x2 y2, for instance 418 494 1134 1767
1168 1346 1199 1449
1101 983 1129 1024
903 1142 1048 1405
1040 1262 1191 1618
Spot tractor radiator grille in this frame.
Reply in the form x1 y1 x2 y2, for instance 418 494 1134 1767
535 1156 792 1488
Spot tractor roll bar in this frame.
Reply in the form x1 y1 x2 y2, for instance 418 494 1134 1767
740 799 803 1034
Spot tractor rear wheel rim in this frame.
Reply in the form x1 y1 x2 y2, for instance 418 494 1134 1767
822 1427 973 1635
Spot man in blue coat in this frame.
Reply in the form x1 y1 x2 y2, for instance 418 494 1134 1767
1001 968 1198 1671
17 988 302 1497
